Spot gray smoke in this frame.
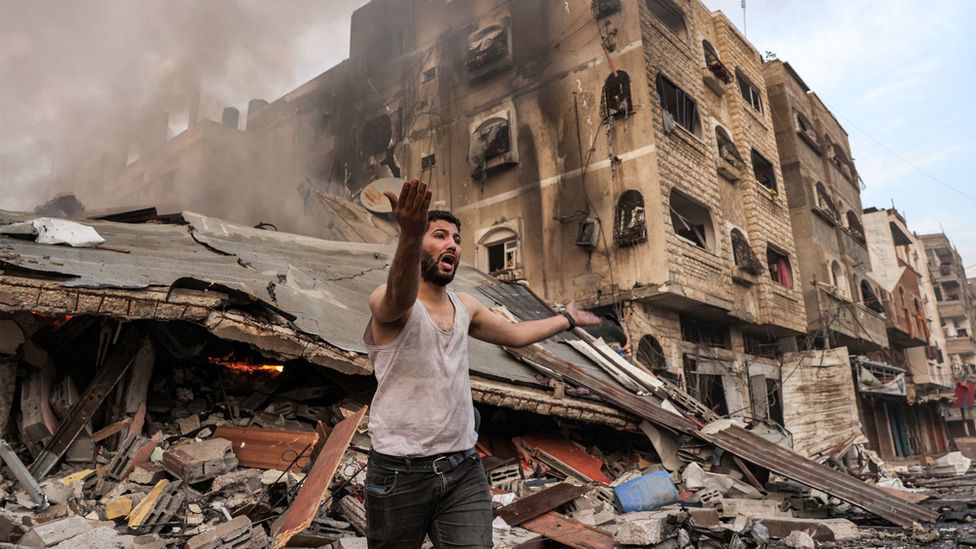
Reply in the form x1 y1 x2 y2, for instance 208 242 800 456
0 0 366 211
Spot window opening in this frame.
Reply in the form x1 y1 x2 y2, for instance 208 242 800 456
814 181 839 221
465 24 509 73
361 115 392 157
669 189 713 250
731 228 763 275
830 261 848 297
831 143 855 180
766 377 785 425
680 316 731 349
656 74 700 136
637 335 667 371
683 356 729 415
601 71 633 120
744 333 778 358
645 0 687 37
735 69 763 113
592 0 621 19
861 280 884 313
846 210 865 243
715 126 744 169
613 190 647 247
487 237 519 274
751 149 776 191
469 116 512 175
766 245 793 288
702 40 732 83
421 154 436 170
793 109 819 150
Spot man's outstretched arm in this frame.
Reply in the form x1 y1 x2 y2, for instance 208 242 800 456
462 295 601 347
369 180 432 323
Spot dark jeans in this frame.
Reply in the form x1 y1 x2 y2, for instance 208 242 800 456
365 449 492 548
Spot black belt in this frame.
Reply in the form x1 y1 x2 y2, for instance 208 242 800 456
370 448 477 474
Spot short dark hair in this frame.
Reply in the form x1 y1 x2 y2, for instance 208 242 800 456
428 210 461 232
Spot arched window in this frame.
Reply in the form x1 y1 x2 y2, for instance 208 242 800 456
731 228 763 275
646 0 687 38
846 211 865 243
479 227 520 275
601 71 633 120
669 189 714 251
637 334 667 371
702 40 732 83
814 181 839 221
861 280 884 313
830 261 848 298
793 109 820 151
831 143 855 180
614 190 647 247
715 126 744 169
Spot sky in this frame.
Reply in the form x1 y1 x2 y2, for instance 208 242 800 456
1 0 974 269
702 0 976 271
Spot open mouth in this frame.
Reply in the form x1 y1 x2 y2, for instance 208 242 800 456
439 253 457 270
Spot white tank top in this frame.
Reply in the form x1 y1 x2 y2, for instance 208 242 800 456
363 291 477 457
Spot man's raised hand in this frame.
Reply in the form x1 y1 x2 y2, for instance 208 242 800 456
384 179 432 238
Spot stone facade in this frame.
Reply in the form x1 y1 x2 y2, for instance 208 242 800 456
920 233 976 376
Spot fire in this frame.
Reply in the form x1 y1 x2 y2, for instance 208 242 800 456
209 355 284 375
32 312 74 329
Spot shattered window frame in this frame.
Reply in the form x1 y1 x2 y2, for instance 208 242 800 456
750 148 777 192
464 22 511 76
613 190 648 247
730 228 763 275
701 40 732 84
714 125 744 169
814 181 839 222
656 73 701 136
735 68 763 113
669 188 713 251
636 334 668 371
792 109 821 152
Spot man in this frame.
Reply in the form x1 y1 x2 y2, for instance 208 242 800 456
363 180 600 548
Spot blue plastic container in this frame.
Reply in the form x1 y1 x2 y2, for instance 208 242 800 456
614 470 679 513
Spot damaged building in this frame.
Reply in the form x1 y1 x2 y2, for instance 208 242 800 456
5 0 976 547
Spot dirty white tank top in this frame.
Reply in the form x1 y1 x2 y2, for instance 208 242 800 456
363 291 477 457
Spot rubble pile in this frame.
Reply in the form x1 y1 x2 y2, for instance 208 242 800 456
0 310 964 548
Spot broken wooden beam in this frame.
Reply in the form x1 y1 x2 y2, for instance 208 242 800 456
495 483 590 527
270 405 367 549
29 327 149 480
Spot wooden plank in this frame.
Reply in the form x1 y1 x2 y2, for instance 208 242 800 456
495 483 588 527
522 512 613 549
213 425 318 470
29 329 148 480
271 406 366 549
92 417 131 442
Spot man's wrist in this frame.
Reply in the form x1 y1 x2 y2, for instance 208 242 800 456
560 311 576 331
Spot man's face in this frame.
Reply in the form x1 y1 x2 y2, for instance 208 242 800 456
421 219 461 287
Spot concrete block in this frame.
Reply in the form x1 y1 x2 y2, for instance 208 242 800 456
50 526 134 549
128 463 166 485
604 509 680 545
719 498 792 518
185 515 252 549
334 536 369 549
18 515 93 547
108 434 157 481
163 438 238 483
756 517 859 541
783 530 815 549
178 415 201 435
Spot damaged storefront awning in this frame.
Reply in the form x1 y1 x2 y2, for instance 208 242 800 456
856 357 907 397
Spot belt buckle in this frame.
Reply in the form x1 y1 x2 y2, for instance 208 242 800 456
431 455 450 475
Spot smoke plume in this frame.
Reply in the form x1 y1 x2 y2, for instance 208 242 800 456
0 0 366 212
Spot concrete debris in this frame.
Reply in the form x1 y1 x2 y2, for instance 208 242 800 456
185 515 254 549
162 438 238 483
0 218 105 247
783 529 816 549
17 515 92 547
930 451 972 476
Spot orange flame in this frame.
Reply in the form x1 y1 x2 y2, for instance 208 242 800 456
209 355 283 375
32 313 74 329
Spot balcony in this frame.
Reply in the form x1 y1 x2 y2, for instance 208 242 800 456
812 287 888 351
946 336 976 358
884 301 928 348
938 300 967 319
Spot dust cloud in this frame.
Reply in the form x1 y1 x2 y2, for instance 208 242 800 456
0 0 366 214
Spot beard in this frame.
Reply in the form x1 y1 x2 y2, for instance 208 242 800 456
421 251 456 287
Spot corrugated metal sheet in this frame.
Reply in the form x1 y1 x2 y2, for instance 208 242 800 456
0 210 538 385
698 424 939 527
